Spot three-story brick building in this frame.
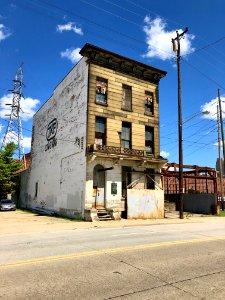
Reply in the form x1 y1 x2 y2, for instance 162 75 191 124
20 44 167 220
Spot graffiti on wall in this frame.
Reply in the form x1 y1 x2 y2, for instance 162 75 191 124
45 118 58 151
75 136 84 150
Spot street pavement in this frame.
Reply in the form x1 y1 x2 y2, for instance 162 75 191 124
1 211 225 299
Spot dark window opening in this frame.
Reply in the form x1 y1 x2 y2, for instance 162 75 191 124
122 122 131 149
146 169 155 189
96 77 108 104
145 126 154 155
122 84 132 111
95 117 106 145
35 182 38 198
122 166 132 198
145 91 154 115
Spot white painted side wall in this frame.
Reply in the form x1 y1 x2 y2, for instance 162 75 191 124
20 58 89 218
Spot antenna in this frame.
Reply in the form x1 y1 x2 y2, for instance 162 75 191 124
1 64 26 168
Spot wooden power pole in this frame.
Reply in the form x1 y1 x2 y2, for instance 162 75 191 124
172 27 188 219
218 88 225 210
217 104 224 210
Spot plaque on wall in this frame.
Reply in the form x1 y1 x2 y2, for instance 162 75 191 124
111 182 117 195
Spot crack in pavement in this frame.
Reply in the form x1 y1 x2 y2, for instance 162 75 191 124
103 253 225 300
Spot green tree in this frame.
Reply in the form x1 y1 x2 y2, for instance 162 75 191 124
0 142 23 197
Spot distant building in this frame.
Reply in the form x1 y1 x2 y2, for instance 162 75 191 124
20 44 167 220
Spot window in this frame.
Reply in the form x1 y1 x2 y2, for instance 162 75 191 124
122 122 131 149
145 126 154 155
96 77 108 104
145 91 154 115
35 182 38 198
122 84 132 111
146 169 155 189
95 117 106 145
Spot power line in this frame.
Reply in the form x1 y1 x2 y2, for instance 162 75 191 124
102 0 144 18
183 58 225 91
79 0 141 27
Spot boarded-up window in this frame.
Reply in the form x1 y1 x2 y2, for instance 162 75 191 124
95 117 106 145
145 126 154 155
96 77 107 104
122 122 131 149
145 91 154 115
122 84 132 111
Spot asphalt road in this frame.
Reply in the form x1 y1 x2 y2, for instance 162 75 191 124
1 216 225 299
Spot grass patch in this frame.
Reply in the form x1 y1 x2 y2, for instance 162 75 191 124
17 208 84 222
217 210 225 217
17 208 35 214
50 214 84 222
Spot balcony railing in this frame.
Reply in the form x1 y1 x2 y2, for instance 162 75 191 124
87 144 154 158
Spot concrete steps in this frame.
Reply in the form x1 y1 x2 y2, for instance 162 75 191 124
97 208 114 221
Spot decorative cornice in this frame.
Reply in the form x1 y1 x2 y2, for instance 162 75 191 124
80 44 167 84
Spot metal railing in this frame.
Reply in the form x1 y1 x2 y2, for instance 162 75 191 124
87 144 154 158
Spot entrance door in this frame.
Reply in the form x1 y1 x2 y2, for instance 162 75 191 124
93 164 105 207
122 166 132 218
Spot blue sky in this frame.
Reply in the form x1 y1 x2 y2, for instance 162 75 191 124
1 0 225 168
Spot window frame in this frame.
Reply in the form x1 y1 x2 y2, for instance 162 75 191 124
145 126 154 155
122 122 132 149
122 84 132 111
95 116 106 146
95 77 108 106
144 91 154 116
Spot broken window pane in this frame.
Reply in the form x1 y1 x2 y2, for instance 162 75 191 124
96 77 107 104
145 91 154 115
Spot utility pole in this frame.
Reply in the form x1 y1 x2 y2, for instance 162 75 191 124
172 27 188 219
1 64 26 168
217 104 224 210
218 88 225 210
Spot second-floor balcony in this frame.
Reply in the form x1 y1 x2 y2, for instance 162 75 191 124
87 144 154 159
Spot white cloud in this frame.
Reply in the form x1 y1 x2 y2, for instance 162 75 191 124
0 123 3 133
21 136 31 149
57 22 83 35
0 23 11 42
1 130 31 150
60 47 82 64
201 96 225 120
160 150 170 158
0 94 40 121
142 16 195 61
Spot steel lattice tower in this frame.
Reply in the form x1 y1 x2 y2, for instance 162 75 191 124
1 65 26 167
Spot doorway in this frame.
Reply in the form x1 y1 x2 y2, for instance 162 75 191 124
93 164 105 208
122 166 132 218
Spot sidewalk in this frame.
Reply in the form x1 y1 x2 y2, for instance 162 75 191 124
0 210 212 235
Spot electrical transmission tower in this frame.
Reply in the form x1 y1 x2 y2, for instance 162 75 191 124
1 64 26 167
